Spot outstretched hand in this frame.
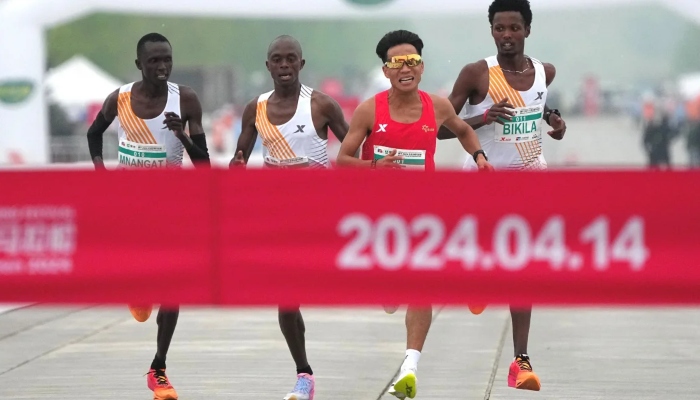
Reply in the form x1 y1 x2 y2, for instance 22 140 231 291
547 114 566 140
229 150 246 169
375 149 404 169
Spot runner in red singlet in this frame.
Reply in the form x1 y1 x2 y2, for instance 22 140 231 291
337 29 493 399
359 89 439 171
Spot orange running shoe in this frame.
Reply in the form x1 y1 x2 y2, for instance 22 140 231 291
468 304 487 315
508 354 541 391
147 368 178 400
128 305 153 322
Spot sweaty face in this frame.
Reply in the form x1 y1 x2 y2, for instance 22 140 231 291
491 11 530 56
266 40 305 87
382 43 424 93
137 41 173 83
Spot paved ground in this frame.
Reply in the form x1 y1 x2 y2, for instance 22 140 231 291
0 305 698 399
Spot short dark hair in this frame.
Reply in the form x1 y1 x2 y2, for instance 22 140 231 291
267 35 303 59
488 0 532 26
375 30 424 63
137 33 171 58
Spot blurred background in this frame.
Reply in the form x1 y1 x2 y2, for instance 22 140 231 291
2 0 700 170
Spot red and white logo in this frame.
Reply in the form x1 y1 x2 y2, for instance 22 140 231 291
0 206 77 275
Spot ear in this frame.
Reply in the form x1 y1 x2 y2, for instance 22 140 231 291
382 65 390 79
300 58 306 70
266 60 271 72
135 59 142 71
419 62 425 75
525 25 531 38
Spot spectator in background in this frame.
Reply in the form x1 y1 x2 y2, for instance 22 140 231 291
643 111 678 169
687 121 700 167
685 96 700 168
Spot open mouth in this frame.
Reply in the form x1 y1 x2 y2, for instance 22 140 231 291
157 74 168 81
502 42 514 50
279 73 293 81
399 77 414 84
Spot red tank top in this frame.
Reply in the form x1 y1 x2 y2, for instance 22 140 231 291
361 90 437 171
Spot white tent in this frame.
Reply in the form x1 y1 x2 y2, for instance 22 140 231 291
677 72 700 101
45 55 122 119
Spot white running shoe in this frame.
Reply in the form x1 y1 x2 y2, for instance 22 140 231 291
388 368 417 399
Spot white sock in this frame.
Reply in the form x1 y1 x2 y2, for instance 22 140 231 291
401 349 421 372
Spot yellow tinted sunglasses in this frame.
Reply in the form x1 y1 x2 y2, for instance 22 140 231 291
384 54 422 69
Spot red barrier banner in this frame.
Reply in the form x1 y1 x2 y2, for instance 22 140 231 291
1 169 700 305
0 170 215 305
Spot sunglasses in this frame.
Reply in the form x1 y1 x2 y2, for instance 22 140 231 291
384 54 423 69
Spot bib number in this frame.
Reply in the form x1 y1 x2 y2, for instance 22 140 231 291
264 156 311 169
374 145 426 170
118 140 167 169
494 105 543 143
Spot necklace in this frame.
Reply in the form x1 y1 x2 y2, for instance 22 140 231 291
501 57 531 74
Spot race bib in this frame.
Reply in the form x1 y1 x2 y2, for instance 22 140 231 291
494 104 543 143
118 140 167 169
373 145 426 170
264 156 311 169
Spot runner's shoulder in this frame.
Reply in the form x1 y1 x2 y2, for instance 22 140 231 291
427 93 454 113
102 89 120 118
175 84 199 101
459 59 489 79
541 62 556 85
355 96 376 115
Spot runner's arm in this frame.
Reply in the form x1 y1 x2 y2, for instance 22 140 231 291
438 62 486 140
544 63 556 86
179 86 210 167
435 96 485 158
336 100 374 167
86 89 118 169
543 63 556 114
542 63 566 140
318 93 350 142
234 98 259 163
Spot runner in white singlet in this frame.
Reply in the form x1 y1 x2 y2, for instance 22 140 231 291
115 81 185 169
458 54 550 171
437 0 568 394
86 33 210 400
230 35 349 400
254 83 330 169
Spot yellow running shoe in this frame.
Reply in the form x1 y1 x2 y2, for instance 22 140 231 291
388 369 417 399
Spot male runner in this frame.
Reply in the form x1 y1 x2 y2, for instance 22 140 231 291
86 33 210 400
230 35 349 400
438 0 568 392
336 29 493 399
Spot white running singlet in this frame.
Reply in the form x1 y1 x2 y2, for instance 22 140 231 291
462 56 548 171
116 82 184 169
255 85 329 168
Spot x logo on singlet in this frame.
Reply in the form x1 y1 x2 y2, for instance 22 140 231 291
294 125 305 133
377 124 387 133
536 92 544 101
